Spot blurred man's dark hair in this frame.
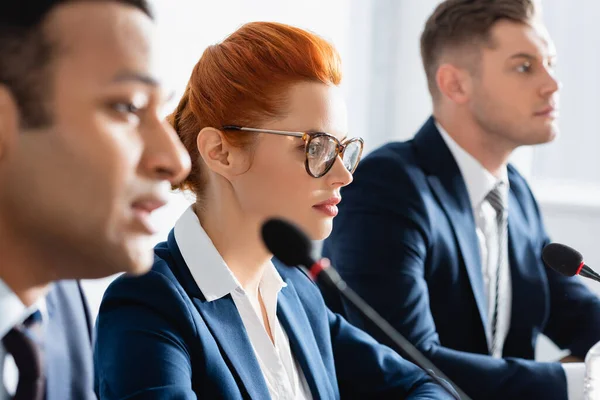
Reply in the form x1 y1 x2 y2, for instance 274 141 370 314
0 0 153 128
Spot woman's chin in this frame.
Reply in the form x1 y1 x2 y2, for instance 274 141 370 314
310 219 334 241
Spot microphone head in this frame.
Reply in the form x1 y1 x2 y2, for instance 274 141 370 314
542 243 584 277
261 218 314 268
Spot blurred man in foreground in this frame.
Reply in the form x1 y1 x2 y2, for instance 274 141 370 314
0 1 190 398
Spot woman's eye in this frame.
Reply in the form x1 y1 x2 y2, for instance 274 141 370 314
308 144 322 157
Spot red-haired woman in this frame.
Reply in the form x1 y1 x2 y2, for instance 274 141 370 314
93 22 453 399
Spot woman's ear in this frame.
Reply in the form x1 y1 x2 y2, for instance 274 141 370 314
196 127 251 179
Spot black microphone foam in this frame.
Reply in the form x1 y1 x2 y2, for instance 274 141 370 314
542 243 584 277
261 218 314 268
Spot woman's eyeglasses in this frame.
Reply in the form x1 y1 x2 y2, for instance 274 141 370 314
222 125 364 178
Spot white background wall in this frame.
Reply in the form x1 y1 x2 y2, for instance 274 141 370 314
83 0 600 362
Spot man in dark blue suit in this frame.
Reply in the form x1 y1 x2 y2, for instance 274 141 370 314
323 0 600 399
0 1 190 399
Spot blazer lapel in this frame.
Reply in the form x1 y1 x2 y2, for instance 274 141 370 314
277 282 334 399
44 281 95 400
427 176 489 334
192 296 271 400
503 187 548 355
414 117 489 341
165 230 270 400
44 285 65 400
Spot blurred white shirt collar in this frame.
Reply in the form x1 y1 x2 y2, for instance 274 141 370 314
0 279 27 340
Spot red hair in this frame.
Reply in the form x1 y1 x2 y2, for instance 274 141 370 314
167 21 342 195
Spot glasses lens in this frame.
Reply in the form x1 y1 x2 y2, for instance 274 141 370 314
307 135 338 177
342 140 362 173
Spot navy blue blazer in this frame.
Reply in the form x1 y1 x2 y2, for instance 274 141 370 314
322 117 600 399
93 230 455 399
45 280 96 400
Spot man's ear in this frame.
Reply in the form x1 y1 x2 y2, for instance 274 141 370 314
196 127 251 179
0 85 19 162
436 62 472 105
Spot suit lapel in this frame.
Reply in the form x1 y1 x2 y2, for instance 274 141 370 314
165 231 270 400
44 285 64 400
44 281 95 400
415 117 489 341
192 296 271 400
503 187 548 355
277 281 333 399
427 175 489 336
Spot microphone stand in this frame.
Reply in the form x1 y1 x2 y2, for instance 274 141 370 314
309 258 472 400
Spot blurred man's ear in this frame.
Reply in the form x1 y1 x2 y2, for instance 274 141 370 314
0 85 19 162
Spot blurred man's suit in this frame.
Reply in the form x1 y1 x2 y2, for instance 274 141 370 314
322 117 600 399
0 280 95 400
45 281 96 399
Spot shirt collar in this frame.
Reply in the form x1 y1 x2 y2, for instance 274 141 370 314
174 205 286 302
0 279 28 338
436 120 509 209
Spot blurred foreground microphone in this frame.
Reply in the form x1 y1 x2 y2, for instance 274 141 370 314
543 243 600 283
261 218 470 400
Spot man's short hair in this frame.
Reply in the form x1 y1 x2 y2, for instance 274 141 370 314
0 0 153 129
420 0 536 99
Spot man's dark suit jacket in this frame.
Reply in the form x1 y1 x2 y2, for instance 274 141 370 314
322 117 600 399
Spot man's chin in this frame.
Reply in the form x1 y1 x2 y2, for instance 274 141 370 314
122 247 155 276
547 125 559 143
536 127 559 145
521 125 558 146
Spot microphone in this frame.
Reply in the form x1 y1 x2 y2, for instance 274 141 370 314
542 243 600 283
261 218 470 400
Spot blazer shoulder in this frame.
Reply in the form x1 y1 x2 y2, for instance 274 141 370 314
361 141 418 170
353 139 426 187
49 280 93 339
342 139 431 225
100 253 199 337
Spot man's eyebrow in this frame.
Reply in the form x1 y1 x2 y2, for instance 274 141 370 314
508 52 537 61
111 71 160 86
508 52 557 61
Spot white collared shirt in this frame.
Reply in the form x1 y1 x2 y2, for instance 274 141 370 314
0 278 37 400
174 206 312 400
436 120 584 400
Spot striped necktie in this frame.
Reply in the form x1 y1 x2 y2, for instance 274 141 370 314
2 310 44 400
486 184 508 358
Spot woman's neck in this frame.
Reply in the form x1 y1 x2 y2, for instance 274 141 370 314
194 199 271 299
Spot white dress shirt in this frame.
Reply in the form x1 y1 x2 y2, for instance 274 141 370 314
0 278 28 400
437 121 585 400
174 206 312 400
